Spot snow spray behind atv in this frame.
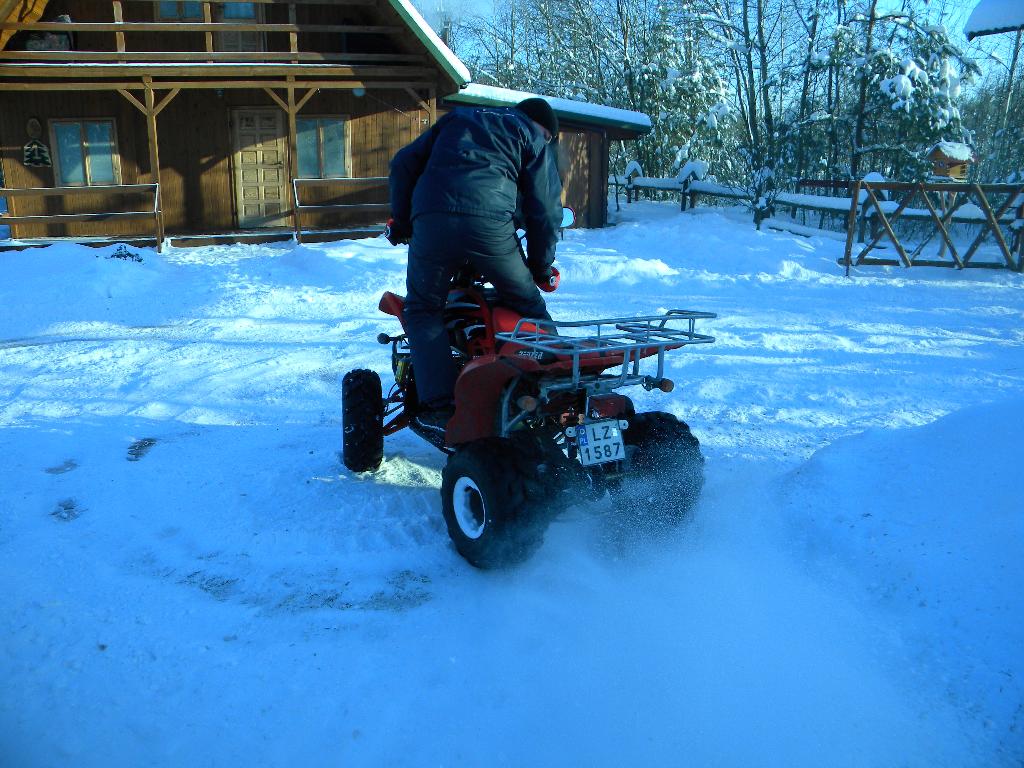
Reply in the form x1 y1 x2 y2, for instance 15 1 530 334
343 209 716 568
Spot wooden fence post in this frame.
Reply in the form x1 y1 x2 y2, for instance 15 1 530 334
843 180 862 277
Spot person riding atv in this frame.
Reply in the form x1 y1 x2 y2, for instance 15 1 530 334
387 97 564 433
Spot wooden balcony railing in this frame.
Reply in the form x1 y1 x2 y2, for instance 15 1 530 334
0 184 163 250
0 0 415 67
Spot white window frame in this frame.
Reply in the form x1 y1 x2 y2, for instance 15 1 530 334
49 119 122 187
296 115 351 179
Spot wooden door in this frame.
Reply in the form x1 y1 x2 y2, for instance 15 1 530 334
231 109 290 229
559 130 591 227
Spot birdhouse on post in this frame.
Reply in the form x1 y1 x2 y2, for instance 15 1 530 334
928 142 976 181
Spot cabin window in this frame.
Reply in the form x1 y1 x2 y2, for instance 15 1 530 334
156 1 203 19
297 117 348 178
50 120 119 187
221 2 257 20
216 2 264 51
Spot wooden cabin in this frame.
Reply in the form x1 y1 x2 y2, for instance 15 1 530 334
0 0 649 248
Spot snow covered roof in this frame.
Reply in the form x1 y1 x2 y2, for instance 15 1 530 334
964 0 1024 40
445 83 652 138
385 0 470 88
930 141 976 162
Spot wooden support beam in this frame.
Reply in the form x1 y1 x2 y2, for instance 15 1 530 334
842 181 860 275
262 87 289 112
861 185 913 267
153 87 180 117
288 4 298 65
112 0 126 59
203 2 213 61
263 86 308 113
965 184 1018 269
404 86 429 112
117 88 147 114
295 87 318 112
288 79 302 243
116 87 179 117
836 256 901 267
918 187 963 268
143 77 165 249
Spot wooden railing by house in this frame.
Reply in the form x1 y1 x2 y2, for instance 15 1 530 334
0 183 162 250
291 176 389 242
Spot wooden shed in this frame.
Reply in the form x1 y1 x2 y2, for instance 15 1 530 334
442 84 651 229
0 0 470 246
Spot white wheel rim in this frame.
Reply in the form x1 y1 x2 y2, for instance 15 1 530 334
452 476 486 539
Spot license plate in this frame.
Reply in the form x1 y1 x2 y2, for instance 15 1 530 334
576 420 625 466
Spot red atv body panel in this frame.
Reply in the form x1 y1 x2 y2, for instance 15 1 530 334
379 285 662 446
448 355 540 445
379 291 406 329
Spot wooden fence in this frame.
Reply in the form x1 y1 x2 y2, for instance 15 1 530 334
0 183 163 250
610 170 1024 272
843 181 1024 273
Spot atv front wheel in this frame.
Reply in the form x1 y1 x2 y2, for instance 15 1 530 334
441 438 548 568
342 369 384 472
614 412 704 523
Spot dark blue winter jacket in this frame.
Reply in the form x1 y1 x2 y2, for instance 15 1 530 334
389 106 563 276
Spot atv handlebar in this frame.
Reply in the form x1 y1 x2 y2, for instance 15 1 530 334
536 266 560 292
384 218 410 246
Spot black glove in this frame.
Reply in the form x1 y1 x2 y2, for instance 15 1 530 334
384 218 412 246
532 265 559 292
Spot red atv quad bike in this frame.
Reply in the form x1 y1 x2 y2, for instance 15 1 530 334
342 210 716 568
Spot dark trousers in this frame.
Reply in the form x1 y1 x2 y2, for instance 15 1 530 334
403 212 551 407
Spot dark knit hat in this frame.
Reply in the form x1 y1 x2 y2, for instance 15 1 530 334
516 97 559 138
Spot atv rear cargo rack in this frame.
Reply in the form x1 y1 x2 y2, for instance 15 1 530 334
496 310 716 392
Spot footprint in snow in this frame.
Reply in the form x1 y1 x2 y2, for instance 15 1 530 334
127 438 158 462
44 459 78 475
52 498 82 522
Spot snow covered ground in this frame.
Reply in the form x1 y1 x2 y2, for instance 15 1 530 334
1 202 1022 767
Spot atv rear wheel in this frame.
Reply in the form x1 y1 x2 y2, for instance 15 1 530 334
614 412 704 523
441 438 548 568
342 369 384 472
